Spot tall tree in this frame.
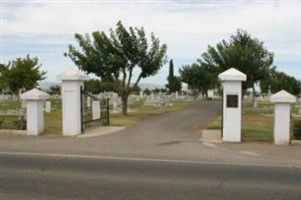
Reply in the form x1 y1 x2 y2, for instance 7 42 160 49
1 55 46 95
166 59 182 94
66 21 167 115
200 29 274 101
179 63 218 99
260 67 301 96
0 63 10 93
49 84 61 95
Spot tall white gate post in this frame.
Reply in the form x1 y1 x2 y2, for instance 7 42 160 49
20 88 49 135
57 69 89 136
270 90 296 145
219 68 246 142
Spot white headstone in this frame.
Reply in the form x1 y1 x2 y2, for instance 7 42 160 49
21 100 26 109
253 99 258 108
87 96 91 108
45 101 51 113
298 99 301 115
92 101 100 120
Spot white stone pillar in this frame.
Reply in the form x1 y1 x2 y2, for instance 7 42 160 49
270 90 296 145
57 69 89 136
20 88 49 135
218 68 246 142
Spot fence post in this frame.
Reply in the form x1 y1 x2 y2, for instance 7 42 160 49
57 69 89 136
218 68 246 143
270 90 296 145
20 88 49 135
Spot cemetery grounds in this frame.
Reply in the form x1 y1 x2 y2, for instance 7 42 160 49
1 97 300 142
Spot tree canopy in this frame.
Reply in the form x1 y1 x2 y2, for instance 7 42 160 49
200 29 274 98
166 59 181 94
0 55 46 94
65 21 167 115
179 63 218 98
260 67 300 96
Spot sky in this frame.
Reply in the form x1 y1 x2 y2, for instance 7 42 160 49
1 0 301 86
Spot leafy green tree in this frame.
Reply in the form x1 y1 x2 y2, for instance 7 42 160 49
166 59 181 93
1 55 46 95
179 63 218 99
0 63 10 93
143 88 151 95
65 21 167 115
200 29 274 101
49 84 61 95
260 67 301 96
84 79 102 94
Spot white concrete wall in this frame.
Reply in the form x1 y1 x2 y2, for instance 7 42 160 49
222 81 242 142
274 103 291 145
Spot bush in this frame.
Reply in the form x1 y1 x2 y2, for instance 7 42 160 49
293 120 301 140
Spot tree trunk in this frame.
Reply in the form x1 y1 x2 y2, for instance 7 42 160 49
121 94 128 116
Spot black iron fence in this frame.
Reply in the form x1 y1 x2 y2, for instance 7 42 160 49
80 87 110 133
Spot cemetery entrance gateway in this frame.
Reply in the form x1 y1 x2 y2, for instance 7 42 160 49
80 87 110 133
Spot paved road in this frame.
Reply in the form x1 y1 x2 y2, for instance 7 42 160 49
1 101 300 166
1 153 300 200
1 101 301 199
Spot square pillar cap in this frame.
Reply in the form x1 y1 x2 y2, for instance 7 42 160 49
57 68 90 81
21 88 49 100
218 68 247 82
270 90 296 103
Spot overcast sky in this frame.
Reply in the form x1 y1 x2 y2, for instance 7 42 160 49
1 0 301 85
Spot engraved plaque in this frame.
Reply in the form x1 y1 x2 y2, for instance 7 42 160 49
227 95 238 108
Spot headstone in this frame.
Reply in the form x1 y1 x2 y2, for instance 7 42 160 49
21 100 26 109
298 99 301 115
87 96 91 108
140 91 143 98
45 101 51 113
253 99 258 108
92 101 100 120
112 101 118 112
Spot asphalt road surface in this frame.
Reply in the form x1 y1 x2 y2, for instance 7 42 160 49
1 153 300 200
1 101 301 199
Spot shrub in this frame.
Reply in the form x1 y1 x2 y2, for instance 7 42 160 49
293 120 301 140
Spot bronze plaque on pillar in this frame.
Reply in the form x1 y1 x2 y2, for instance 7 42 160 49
226 95 238 108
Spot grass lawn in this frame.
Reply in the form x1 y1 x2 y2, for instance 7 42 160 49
207 100 300 142
1 99 203 135
44 99 62 134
